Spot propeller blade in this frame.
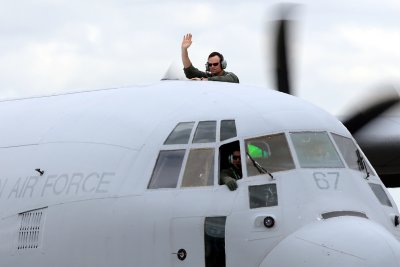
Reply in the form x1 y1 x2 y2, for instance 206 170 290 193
274 18 291 95
343 87 400 134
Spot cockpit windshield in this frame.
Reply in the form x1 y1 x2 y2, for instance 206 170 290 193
150 120 377 189
290 132 344 168
245 133 295 176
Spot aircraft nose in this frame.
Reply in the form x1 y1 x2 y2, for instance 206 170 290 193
260 216 400 267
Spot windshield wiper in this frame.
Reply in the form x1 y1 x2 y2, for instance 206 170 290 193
356 149 370 179
246 152 274 179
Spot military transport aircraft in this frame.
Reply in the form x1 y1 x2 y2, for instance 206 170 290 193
1 8 400 267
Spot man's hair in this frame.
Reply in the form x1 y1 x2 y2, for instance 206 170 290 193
208 52 224 63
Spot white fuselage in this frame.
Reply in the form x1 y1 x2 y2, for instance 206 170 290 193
0 81 399 266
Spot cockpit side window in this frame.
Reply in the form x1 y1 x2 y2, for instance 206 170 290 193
220 120 237 141
182 148 214 187
219 141 242 185
164 122 195 145
245 133 295 176
148 150 185 189
150 119 235 189
193 121 217 143
290 132 344 168
369 183 392 207
331 133 376 175
331 133 359 170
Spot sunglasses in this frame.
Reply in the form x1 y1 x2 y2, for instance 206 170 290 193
207 62 220 67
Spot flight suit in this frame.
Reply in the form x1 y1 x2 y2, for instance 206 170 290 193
183 65 240 83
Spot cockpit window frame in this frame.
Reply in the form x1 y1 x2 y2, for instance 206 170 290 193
163 121 195 145
244 132 296 177
181 147 215 188
149 119 240 190
220 120 237 141
147 149 186 189
150 120 382 192
330 132 376 176
289 131 345 169
192 121 217 144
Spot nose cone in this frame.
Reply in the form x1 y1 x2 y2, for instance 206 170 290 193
261 217 400 267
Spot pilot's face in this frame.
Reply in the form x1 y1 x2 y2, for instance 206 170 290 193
207 55 223 75
232 151 241 168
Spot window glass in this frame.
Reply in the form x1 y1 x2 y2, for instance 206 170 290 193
148 150 185 189
164 122 195 145
369 183 392 207
204 217 226 267
249 184 278 209
290 132 344 168
219 141 241 185
182 148 214 187
331 133 376 175
193 121 217 143
331 133 359 170
220 120 237 141
245 133 295 176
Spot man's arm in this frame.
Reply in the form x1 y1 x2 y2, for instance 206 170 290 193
220 169 238 191
208 72 240 83
183 65 208 79
181 33 193 69
181 33 208 79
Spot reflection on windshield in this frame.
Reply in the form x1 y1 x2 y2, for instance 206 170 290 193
245 133 295 176
290 132 344 168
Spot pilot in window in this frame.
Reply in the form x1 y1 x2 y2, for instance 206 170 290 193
220 150 242 191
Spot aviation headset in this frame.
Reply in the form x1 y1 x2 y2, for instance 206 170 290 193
228 153 239 165
205 52 227 71
228 154 233 164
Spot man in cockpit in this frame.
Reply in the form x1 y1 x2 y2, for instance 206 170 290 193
181 33 239 83
220 150 242 191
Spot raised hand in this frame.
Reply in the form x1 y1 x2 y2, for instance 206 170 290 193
181 33 192 50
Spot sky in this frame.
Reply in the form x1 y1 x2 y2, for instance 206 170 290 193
1 0 400 201
1 0 400 113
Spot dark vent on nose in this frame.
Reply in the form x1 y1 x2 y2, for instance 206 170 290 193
17 208 46 250
321 211 368 220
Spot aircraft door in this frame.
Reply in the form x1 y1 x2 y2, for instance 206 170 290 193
170 217 205 267
170 216 227 267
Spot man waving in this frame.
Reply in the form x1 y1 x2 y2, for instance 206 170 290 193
181 33 239 83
